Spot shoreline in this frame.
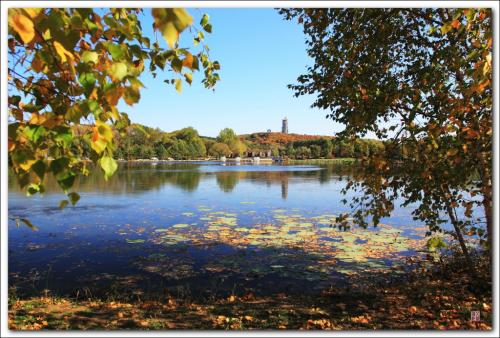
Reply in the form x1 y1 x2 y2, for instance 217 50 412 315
116 158 356 164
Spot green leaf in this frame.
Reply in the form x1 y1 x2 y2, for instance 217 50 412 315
57 172 76 191
174 78 182 93
200 13 209 27
59 199 69 209
81 50 98 64
100 156 117 180
191 55 199 71
26 183 40 196
203 23 212 33
184 72 193 85
171 57 183 72
23 125 45 143
97 121 113 142
78 72 96 89
67 192 80 205
32 160 47 180
106 43 125 60
109 62 128 81
124 86 140 105
49 157 70 175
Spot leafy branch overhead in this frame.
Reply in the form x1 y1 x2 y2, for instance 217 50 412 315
7 8 221 207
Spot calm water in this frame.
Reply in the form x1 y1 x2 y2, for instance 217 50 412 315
8 162 425 300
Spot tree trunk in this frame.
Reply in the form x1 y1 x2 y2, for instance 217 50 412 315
477 151 493 252
445 203 476 276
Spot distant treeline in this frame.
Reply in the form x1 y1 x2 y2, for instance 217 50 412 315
74 124 385 160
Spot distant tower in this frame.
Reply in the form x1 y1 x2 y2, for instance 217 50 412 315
282 117 288 134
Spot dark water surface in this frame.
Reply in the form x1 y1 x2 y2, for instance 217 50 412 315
8 162 425 300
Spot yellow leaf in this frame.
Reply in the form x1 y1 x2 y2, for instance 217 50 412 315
152 8 193 48
163 21 178 48
53 41 73 64
19 159 36 171
174 78 182 93
23 8 42 19
9 14 35 44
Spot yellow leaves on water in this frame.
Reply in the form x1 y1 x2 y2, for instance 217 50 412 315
9 13 35 44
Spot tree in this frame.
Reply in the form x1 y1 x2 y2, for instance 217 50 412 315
320 139 333 158
208 143 231 158
280 8 493 266
8 8 220 207
217 128 238 145
216 128 246 157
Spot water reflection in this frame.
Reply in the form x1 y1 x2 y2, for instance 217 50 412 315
9 162 355 197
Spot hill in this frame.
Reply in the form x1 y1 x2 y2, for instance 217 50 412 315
241 132 334 146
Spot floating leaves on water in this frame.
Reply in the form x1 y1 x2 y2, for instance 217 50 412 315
171 223 190 228
126 239 145 244
148 209 425 277
182 212 194 217
240 201 256 205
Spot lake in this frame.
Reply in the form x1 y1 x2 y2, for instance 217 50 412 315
8 162 426 300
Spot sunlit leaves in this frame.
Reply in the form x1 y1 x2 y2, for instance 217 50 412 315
174 78 182 93
152 8 193 48
8 7 220 201
53 41 74 63
9 13 35 43
100 156 118 180
124 86 140 105
91 122 112 154
108 62 128 82
81 51 98 64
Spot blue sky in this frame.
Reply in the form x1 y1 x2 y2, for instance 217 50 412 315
118 8 344 137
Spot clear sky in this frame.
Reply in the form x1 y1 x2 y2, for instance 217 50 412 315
118 8 345 137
